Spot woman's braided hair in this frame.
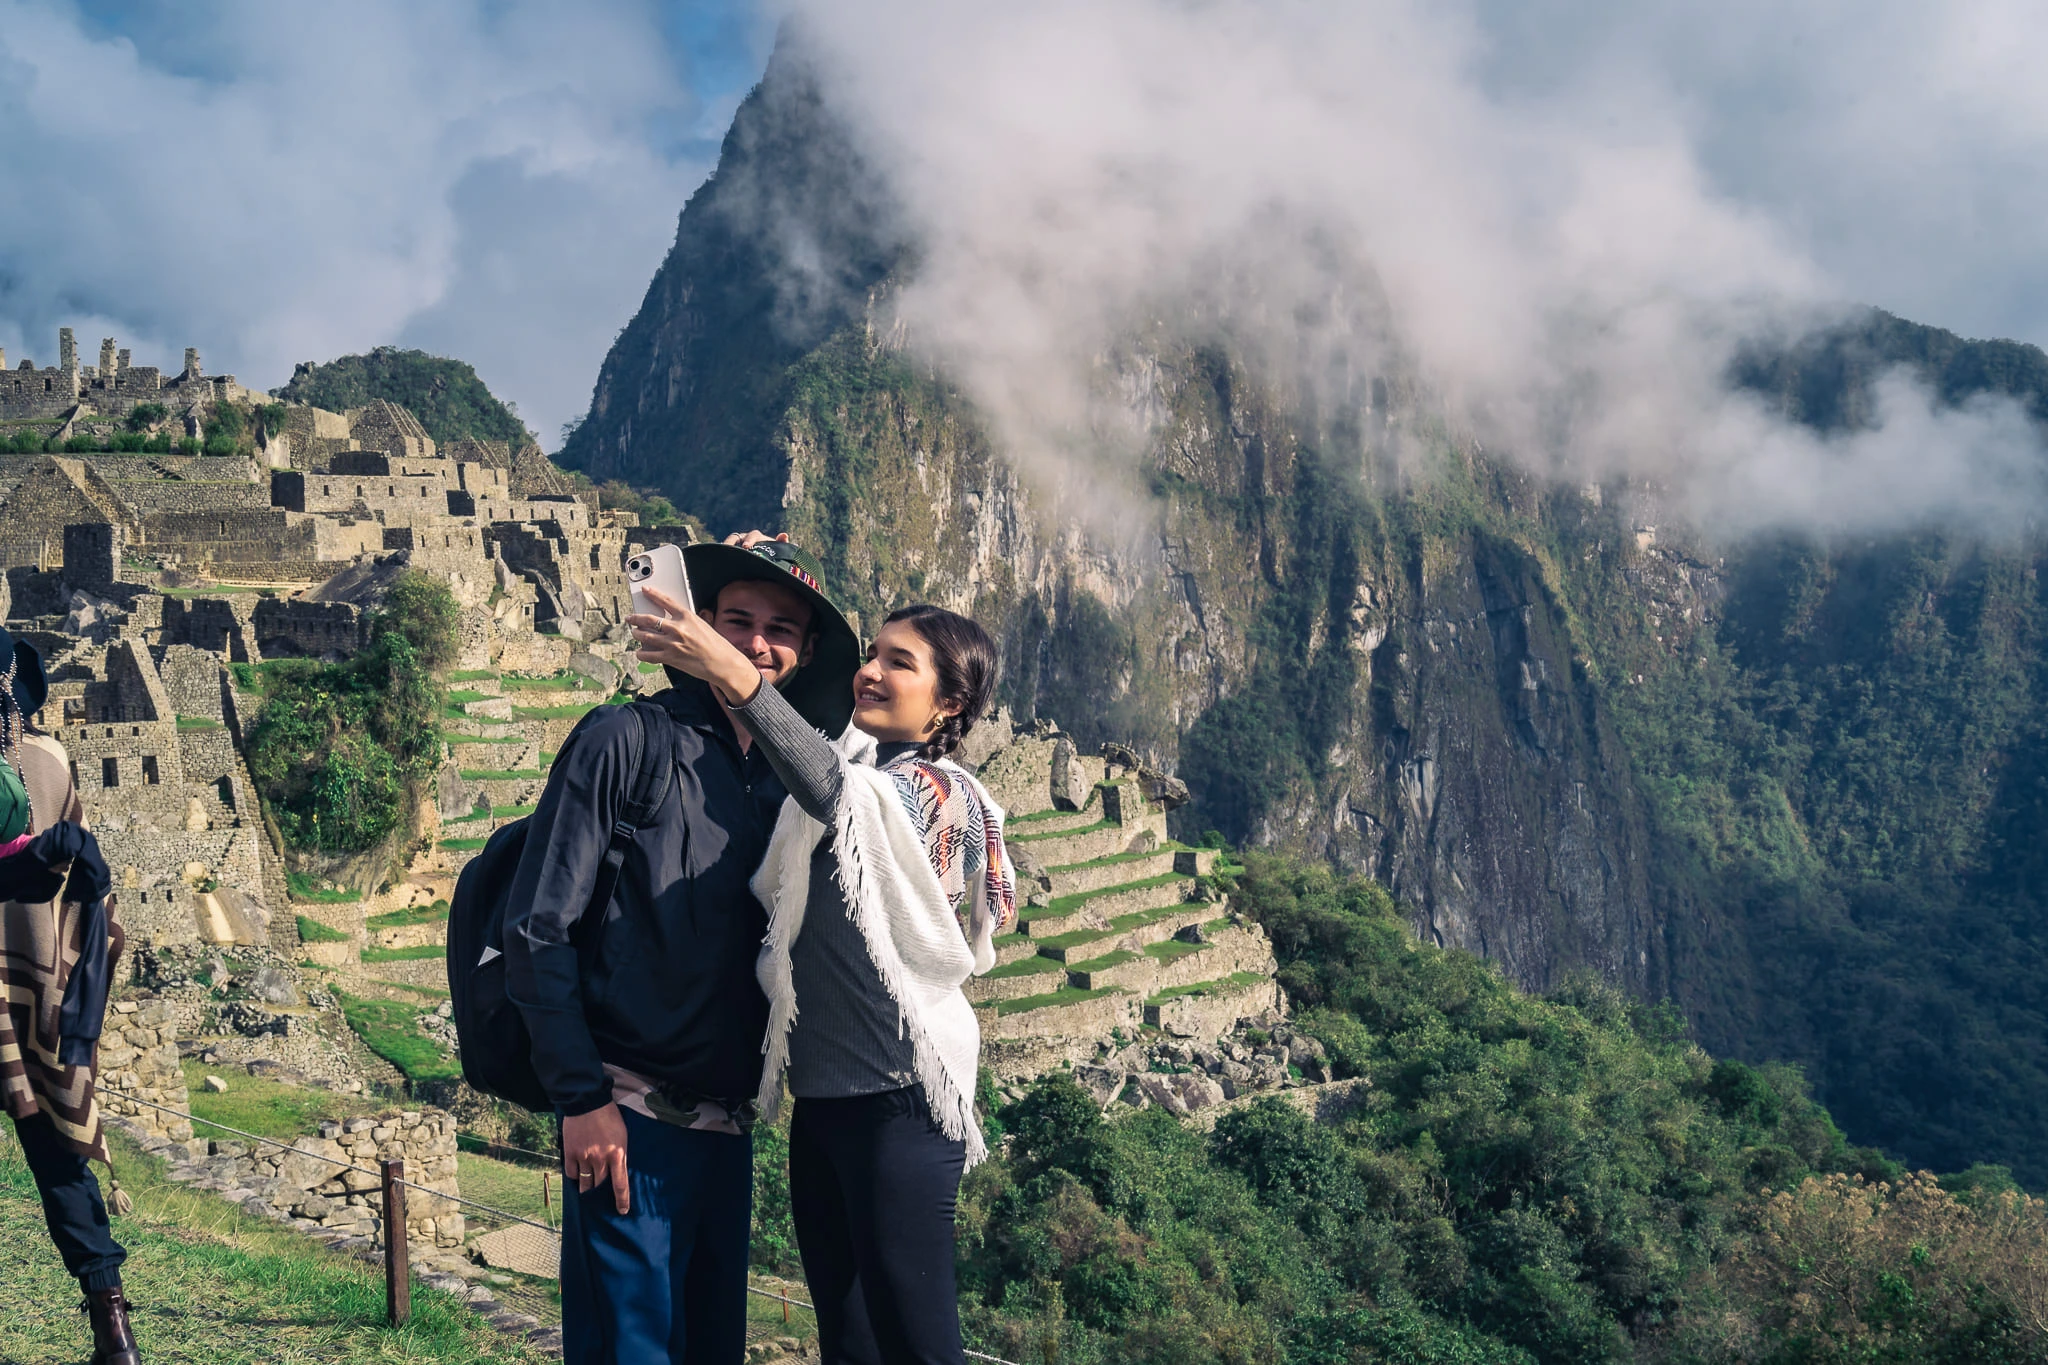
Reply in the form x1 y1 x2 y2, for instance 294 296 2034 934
886 605 1000 762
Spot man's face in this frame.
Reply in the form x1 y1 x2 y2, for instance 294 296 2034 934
704 579 816 688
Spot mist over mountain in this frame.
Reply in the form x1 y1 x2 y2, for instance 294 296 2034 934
560 26 2048 1187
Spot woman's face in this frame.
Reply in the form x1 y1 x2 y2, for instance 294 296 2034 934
852 620 961 745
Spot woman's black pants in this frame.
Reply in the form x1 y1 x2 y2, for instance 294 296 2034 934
8 1111 126 1290
790 1087 966 1365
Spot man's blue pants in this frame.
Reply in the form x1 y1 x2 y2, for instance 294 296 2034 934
560 1108 753 1363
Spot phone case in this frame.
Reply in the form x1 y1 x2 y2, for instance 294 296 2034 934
627 544 694 618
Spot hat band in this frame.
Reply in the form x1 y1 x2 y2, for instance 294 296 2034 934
754 546 821 592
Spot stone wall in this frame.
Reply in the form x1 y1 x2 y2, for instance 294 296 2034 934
97 998 194 1142
158 644 230 721
198 1106 465 1249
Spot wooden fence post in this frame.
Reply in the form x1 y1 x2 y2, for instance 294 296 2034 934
382 1159 410 1327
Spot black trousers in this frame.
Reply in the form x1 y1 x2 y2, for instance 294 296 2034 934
790 1088 966 1365
9 1111 126 1291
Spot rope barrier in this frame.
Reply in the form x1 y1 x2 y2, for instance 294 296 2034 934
107 1094 1023 1364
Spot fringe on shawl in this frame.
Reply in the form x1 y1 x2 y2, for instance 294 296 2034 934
752 729 993 1169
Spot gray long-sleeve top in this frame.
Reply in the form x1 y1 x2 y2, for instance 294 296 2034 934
733 681 924 1098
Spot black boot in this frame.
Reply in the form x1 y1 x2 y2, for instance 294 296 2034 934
82 1286 140 1365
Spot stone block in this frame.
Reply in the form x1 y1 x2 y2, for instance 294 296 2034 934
277 1137 349 1191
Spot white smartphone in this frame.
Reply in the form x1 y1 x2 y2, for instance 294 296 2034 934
627 544 694 619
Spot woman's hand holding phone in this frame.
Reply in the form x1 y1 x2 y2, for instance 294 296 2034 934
628 589 763 706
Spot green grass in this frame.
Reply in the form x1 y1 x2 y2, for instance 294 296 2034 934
1144 937 1209 963
438 838 490 851
335 992 460 1082
286 873 360 904
994 984 1125 1016
1005 805 1083 825
1047 842 1192 875
500 673 598 691
175 714 224 731
448 669 499 681
445 803 535 824
364 902 449 931
1037 871 1187 917
982 953 1067 980
1144 970 1270 1006
441 733 518 746
459 768 545 781
1033 900 1201 953
0 1127 543 1363
457 1151 558 1232
445 689 492 705
1009 817 1115 845
294 915 350 944
637 661 664 674
181 1059 378 1142
374 978 448 999
510 699 617 720
360 944 447 964
1063 948 1140 975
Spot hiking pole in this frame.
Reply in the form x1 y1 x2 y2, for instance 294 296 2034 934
383 1159 411 1327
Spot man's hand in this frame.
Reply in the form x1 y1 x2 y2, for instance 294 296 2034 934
723 529 787 549
562 1102 631 1215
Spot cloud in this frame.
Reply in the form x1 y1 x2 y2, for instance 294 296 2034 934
784 0 2048 535
0 0 771 446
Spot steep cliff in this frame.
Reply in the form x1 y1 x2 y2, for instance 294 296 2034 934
562 43 2048 1184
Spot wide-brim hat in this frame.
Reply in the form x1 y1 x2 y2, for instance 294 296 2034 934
0 627 46 721
679 539 860 737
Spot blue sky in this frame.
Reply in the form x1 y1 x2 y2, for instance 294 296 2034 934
4 0 2046 472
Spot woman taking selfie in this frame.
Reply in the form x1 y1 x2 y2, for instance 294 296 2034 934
631 563 1016 1365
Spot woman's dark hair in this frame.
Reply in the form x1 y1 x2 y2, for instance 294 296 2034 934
885 604 1000 761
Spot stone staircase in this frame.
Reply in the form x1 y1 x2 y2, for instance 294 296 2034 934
968 724 1281 1082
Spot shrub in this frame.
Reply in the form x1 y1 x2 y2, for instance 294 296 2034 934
111 431 147 452
177 436 203 455
124 402 167 430
254 402 288 438
62 434 99 453
208 403 246 441
246 571 458 852
202 434 239 456
143 432 173 454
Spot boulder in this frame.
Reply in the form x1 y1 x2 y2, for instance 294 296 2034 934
1071 1064 1125 1108
250 966 299 1007
277 1137 348 1191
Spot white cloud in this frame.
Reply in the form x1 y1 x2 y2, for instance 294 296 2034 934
785 0 2048 534
0 0 736 446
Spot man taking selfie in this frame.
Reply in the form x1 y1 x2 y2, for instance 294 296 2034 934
503 534 859 1363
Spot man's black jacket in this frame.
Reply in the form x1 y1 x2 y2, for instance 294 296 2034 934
503 679 786 1117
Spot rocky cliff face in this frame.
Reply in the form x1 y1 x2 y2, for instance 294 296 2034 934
564 41 2048 1181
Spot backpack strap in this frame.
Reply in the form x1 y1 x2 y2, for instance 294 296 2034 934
586 702 675 928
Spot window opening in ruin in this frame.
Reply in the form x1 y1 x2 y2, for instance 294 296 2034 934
590 545 602 569
102 757 118 788
217 777 235 810
131 726 139 736
69 761 79 788
323 484 331 495
142 756 160 785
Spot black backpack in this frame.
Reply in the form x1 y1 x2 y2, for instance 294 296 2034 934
446 701 674 1112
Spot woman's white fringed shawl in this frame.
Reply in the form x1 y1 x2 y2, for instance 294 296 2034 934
751 726 1005 1168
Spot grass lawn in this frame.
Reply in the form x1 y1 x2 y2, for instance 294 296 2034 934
500 674 598 692
360 944 447 964
994 984 1125 1016
981 954 1066 981
365 903 449 931
509 700 614 720
286 873 360 904
335 993 461 1083
1037 871 1187 918
374 978 448 999
0 1127 543 1363
1047 842 1192 875
438 838 490 851
457 1151 559 1232
1008 818 1114 845
295 915 349 944
175 714 224 731
1145 970 1270 1005
181 1059 380 1142
459 768 546 781
448 669 499 682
